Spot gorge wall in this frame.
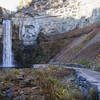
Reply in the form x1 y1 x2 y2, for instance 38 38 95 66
0 0 100 43
12 0 100 39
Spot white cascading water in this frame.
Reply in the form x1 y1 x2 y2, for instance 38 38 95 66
3 20 13 67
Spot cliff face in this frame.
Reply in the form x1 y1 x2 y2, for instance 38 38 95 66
0 7 12 38
0 7 2 22
13 0 100 36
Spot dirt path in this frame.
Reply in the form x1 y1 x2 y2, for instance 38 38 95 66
75 68 100 93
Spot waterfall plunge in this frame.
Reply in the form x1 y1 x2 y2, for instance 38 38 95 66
3 20 13 67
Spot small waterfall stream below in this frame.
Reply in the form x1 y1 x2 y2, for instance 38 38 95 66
3 20 13 67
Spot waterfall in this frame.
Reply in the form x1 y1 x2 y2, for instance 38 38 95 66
3 20 13 67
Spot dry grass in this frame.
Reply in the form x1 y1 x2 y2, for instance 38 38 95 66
0 66 84 100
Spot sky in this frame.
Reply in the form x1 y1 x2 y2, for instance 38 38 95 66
0 0 20 11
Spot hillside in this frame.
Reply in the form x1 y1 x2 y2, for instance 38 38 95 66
49 22 100 69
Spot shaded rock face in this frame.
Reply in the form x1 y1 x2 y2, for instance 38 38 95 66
0 7 3 24
11 18 40 45
0 8 2 17
0 7 13 38
20 21 40 45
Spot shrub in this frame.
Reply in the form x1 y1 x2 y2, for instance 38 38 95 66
78 58 90 66
95 62 100 71
11 69 20 75
89 87 98 100
56 88 67 100
96 62 100 68
72 89 84 100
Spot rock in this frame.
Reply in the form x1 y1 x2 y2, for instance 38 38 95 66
0 8 2 23
21 79 32 87
12 0 100 38
20 22 40 45
16 75 24 80
32 86 40 90
78 76 86 81
13 95 26 100
5 89 13 97
20 91 24 94
23 79 31 84
33 64 49 68
29 95 45 100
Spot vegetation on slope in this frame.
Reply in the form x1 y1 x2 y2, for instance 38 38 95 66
12 31 71 67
